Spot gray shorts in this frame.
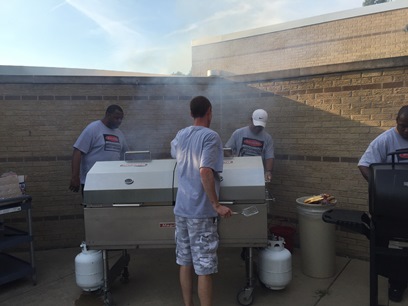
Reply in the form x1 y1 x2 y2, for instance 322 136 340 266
175 216 219 275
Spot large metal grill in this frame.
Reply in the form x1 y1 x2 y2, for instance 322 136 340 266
83 156 268 249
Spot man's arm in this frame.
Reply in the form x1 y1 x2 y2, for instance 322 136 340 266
224 133 237 156
200 167 232 217
69 148 82 192
264 158 274 182
170 138 177 159
358 165 370 182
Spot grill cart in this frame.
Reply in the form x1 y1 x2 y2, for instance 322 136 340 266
83 155 268 306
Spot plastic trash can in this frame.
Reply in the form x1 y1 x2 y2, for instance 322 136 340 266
296 196 336 278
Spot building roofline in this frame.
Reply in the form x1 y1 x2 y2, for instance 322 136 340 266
192 1 408 46
0 65 169 77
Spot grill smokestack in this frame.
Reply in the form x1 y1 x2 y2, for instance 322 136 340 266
206 69 234 77
207 69 221 77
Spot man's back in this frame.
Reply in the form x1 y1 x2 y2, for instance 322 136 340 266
172 125 223 218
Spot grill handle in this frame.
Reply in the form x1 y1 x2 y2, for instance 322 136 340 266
387 149 408 168
113 203 143 207
124 151 151 162
219 201 234 205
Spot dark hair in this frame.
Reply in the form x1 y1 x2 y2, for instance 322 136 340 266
397 105 408 119
106 104 124 115
190 96 211 118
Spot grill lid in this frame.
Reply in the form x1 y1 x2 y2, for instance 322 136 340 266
83 159 176 206
219 156 265 202
83 156 265 206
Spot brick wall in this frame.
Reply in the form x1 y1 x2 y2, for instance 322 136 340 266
1 58 407 259
227 58 408 259
192 6 408 77
0 76 231 249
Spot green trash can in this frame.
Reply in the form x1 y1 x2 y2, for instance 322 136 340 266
296 196 336 278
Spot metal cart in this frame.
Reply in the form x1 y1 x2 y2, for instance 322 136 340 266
0 195 36 286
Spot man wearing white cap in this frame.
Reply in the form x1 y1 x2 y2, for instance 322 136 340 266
225 109 274 181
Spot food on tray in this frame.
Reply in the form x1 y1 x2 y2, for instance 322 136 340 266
304 193 336 205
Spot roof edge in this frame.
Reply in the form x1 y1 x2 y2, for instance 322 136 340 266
192 1 408 47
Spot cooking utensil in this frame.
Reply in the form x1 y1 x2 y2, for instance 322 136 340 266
232 205 259 217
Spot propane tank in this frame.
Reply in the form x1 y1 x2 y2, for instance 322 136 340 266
258 236 292 290
75 242 104 291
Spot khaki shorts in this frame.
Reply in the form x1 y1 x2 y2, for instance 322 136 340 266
175 216 219 275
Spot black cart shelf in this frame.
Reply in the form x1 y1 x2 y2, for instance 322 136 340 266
0 195 36 286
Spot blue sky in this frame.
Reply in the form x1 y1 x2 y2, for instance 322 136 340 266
0 0 389 75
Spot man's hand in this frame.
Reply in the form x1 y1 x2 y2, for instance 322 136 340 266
69 176 80 192
265 171 272 182
215 204 232 218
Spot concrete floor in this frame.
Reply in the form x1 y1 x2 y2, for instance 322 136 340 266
0 247 407 306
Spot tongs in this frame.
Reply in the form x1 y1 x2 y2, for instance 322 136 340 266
232 205 259 217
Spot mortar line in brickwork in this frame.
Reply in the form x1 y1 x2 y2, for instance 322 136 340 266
275 154 359 163
0 155 360 164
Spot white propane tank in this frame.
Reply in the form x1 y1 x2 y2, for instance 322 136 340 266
258 237 292 290
75 242 104 291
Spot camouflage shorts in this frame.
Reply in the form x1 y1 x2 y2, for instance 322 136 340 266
175 216 219 275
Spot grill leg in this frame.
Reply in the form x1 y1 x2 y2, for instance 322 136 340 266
102 250 113 306
236 247 255 306
120 250 130 283
369 260 378 306
27 207 37 285
102 250 109 292
246 247 255 287
369 226 378 306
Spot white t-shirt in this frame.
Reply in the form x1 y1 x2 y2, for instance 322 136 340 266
358 127 408 166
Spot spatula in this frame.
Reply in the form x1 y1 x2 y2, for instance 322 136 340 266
232 205 259 217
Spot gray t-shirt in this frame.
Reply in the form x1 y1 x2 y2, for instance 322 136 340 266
171 126 223 218
225 126 274 160
358 127 408 166
74 120 129 184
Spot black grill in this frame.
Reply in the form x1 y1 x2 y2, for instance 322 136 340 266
322 149 408 306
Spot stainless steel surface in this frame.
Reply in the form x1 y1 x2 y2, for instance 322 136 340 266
83 159 176 206
219 156 265 203
84 206 175 248
83 156 267 249
84 203 267 249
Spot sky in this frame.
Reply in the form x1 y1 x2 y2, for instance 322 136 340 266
0 0 397 75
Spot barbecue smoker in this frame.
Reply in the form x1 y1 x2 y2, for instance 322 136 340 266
323 149 408 306
83 155 268 306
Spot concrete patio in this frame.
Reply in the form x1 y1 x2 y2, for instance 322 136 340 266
0 246 407 306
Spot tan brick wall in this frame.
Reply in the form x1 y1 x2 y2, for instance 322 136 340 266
0 76 230 249
1 61 407 260
241 64 408 259
192 8 408 77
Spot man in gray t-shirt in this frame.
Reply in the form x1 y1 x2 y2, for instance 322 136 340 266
171 96 232 306
69 104 129 194
225 109 274 181
358 105 408 180
357 105 408 302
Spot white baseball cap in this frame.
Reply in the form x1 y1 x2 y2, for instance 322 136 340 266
252 109 268 127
